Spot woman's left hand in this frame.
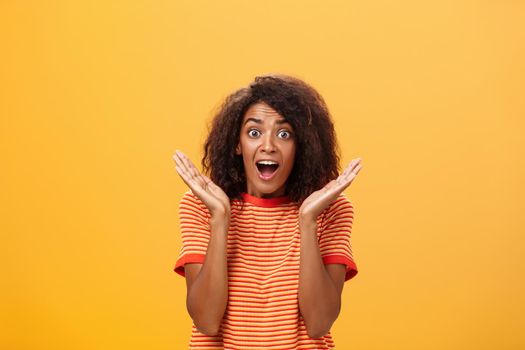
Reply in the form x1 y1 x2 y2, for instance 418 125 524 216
299 157 363 224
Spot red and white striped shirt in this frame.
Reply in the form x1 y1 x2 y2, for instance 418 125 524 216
174 190 358 349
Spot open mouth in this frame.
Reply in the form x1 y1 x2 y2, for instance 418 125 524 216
256 161 279 180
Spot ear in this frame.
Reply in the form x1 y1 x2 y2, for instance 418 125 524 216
235 143 241 155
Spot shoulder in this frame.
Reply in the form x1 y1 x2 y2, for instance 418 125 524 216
325 193 353 215
179 190 211 217
179 190 200 206
320 193 354 225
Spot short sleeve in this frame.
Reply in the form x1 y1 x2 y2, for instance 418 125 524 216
319 194 358 281
173 191 212 277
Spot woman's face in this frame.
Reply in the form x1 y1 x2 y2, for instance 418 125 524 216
236 102 296 198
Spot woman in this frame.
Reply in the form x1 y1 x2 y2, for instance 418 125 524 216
173 74 362 349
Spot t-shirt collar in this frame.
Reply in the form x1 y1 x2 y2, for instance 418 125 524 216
240 192 291 207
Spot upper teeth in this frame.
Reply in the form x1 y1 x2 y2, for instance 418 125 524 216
257 160 278 165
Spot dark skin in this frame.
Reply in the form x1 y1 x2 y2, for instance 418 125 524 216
173 150 230 336
297 157 362 337
235 102 296 198
173 106 363 337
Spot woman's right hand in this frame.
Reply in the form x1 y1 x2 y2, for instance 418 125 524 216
173 150 231 219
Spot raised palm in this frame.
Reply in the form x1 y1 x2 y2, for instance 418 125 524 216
173 150 230 217
299 157 362 222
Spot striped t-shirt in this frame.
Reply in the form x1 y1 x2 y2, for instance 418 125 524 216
174 190 358 350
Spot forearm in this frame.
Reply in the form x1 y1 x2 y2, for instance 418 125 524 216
187 215 229 335
298 218 341 338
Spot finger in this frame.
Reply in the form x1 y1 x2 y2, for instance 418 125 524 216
202 175 226 199
334 164 362 193
174 154 198 187
201 175 215 188
352 164 362 177
176 167 213 203
173 152 184 169
337 159 358 184
173 153 187 176
173 151 190 176
342 158 362 180
174 157 197 185
174 163 199 190
338 164 352 182
176 151 206 189
176 151 195 176
201 174 215 191
191 166 210 190
179 152 206 188
343 164 362 185
174 153 205 191
341 157 360 177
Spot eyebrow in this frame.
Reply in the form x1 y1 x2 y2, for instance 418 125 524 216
243 118 290 126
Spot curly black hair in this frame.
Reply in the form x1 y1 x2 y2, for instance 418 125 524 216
202 73 341 205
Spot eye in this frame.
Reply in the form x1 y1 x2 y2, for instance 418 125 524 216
278 130 292 139
248 129 260 138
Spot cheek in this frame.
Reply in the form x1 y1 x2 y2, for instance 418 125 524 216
289 143 297 158
284 146 296 169
238 139 253 158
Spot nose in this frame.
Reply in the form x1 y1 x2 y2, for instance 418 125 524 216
260 133 276 153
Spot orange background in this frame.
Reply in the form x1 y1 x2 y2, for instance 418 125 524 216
1 1 524 349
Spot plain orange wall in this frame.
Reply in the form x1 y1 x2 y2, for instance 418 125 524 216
1 1 524 349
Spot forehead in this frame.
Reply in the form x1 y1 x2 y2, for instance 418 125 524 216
242 102 290 125
244 102 284 120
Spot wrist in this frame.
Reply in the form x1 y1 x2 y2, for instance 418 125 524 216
299 215 317 229
210 212 230 226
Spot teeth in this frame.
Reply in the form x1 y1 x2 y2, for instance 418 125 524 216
257 160 278 165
